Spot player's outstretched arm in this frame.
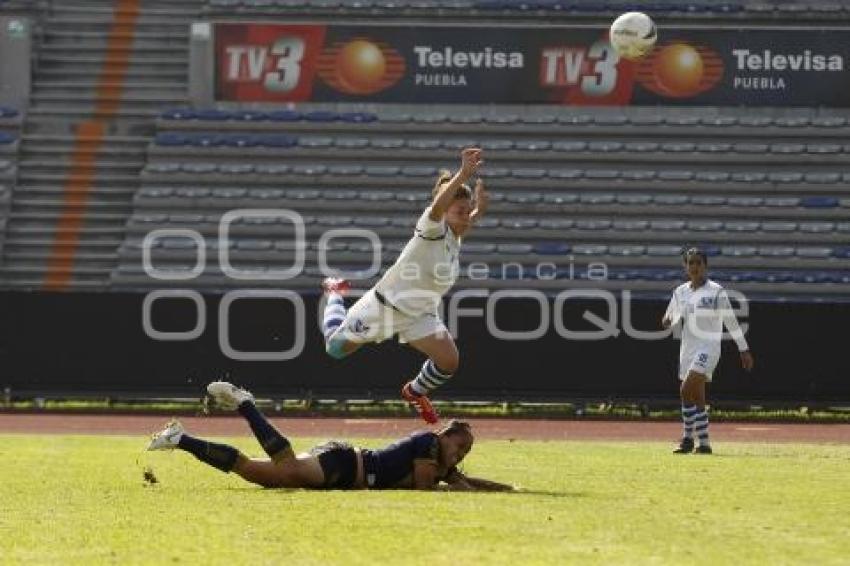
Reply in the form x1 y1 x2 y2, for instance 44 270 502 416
469 178 489 226
718 291 754 371
444 469 515 492
429 147 482 221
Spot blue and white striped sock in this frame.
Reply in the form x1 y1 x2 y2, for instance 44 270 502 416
682 404 698 440
322 294 347 342
693 408 710 447
410 360 453 396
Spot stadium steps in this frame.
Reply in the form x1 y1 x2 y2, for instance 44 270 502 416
0 0 204 291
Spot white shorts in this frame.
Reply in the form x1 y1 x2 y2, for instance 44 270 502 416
679 349 719 382
339 289 447 345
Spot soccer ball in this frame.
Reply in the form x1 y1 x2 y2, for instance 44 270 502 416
609 12 657 60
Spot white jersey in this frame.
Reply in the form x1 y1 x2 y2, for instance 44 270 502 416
664 279 749 360
374 207 461 316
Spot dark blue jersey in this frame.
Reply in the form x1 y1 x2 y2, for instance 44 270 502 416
361 431 440 489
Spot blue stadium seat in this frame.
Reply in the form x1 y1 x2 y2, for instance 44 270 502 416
0 132 16 145
304 110 338 122
339 112 377 123
267 110 302 122
231 110 268 122
833 248 850 259
801 196 839 208
195 109 232 121
0 107 19 118
161 108 196 120
533 242 570 255
154 132 189 146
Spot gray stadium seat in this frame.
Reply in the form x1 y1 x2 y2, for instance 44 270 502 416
370 138 405 149
653 194 689 205
328 164 363 176
515 140 552 151
300 136 334 148
688 220 724 232
496 243 533 254
727 196 764 207
725 221 760 232
464 243 496 254
609 245 646 256
576 219 612 230
359 190 394 201
506 192 542 204
733 143 769 154
806 143 841 154
650 220 686 231
364 165 401 177
795 247 833 258
623 141 659 153
661 142 696 153
768 171 804 183
406 139 442 150
612 220 649 231
696 142 732 153
286 189 320 199
502 218 539 230
544 192 579 204
769 143 805 154
548 169 583 180
646 245 683 257
764 197 800 207
616 194 653 205
292 164 327 175
588 141 623 152
552 141 587 152
799 222 835 234
580 193 616 205
761 221 797 233
758 246 795 258
721 245 757 257
511 168 547 179
691 195 726 206
539 219 575 230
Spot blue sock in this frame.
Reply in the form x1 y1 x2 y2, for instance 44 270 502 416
322 294 346 342
237 401 291 458
177 435 239 473
410 360 453 396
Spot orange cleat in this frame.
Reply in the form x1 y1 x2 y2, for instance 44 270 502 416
401 382 439 424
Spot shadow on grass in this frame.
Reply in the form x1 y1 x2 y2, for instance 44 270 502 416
222 486 584 498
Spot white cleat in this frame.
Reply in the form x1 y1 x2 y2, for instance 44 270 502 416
147 419 185 451
206 381 254 411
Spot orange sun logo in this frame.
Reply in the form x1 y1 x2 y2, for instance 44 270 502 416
635 42 724 98
317 38 405 95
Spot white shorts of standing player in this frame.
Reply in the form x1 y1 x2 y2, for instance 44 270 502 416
338 289 448 345
679 347 720 382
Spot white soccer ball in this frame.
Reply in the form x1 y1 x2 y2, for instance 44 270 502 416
609 12 657 60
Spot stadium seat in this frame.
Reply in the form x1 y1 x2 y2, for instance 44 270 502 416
533 242 570 255
799 222 835 234
544 193 579 204
616 194 653 205
801 196 839 208
613 220 649 231
539 219 575 230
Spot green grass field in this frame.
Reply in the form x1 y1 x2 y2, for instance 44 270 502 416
2 434 848 565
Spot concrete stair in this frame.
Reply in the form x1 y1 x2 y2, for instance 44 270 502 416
1 0 204 290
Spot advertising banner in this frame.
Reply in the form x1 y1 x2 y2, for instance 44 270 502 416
214 23 850 107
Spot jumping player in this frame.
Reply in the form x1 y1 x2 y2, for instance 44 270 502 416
147 381 514 492
662 247 755 454
320 147 489 424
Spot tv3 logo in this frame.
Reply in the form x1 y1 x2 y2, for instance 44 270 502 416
224 37 306 92
539 41 620 96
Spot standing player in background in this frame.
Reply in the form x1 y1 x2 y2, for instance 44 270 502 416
320 147 489 424
662 247 755 454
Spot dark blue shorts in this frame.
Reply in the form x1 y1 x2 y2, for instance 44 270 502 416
309 440 357 489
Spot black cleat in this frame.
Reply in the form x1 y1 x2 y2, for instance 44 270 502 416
694 445 713 455
673 438 694 454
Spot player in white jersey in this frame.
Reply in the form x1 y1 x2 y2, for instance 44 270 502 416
662 247 754 454
319 148 488 424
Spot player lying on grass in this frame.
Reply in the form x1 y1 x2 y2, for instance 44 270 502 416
319 147 490 424
662 247 755 455
147 381 515 491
